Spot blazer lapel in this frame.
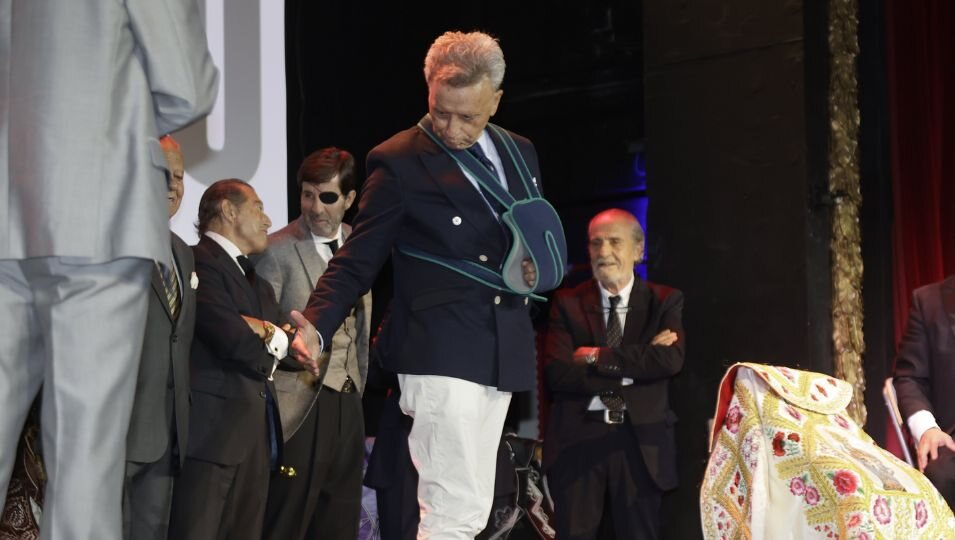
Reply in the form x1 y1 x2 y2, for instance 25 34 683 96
151 263 174 320
202 236 261 312
171 235 194 329
941 276 955 341
295 238 326 289
488 127 531 201
580 281 607 346
624 278 650 344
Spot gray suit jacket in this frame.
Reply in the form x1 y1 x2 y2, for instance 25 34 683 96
126 233 196 466
0 0 218 264
256 217 371 437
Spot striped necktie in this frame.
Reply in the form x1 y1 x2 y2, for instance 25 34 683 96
156 260 181 320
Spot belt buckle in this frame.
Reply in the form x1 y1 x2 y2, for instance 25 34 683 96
604 410 625 425
341 377 355 393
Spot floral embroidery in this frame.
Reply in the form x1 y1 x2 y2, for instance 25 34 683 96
785 404 803 421
872 496 891 525
830 470 859 496
725 405 742 434
772 431 786 456
915 500 928 529
804 486 820 506
834 415 849 430
790 476 806 496
857 533 871 540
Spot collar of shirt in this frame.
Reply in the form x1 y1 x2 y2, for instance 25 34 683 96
204 231 247 274
461 130 508 191
597 272 635 314
310 226 342 246
311 226 343 261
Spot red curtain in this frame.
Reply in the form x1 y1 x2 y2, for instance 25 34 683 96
884 0 955 459
887 0 955 342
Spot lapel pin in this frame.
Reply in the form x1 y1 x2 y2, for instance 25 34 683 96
190 272 199 289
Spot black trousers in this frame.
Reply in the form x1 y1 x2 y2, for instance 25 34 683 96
547 420 662 540
262 388 365 540
924 446 955 511
168 422 271 540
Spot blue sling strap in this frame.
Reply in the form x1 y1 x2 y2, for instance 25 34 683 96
397 115 568 299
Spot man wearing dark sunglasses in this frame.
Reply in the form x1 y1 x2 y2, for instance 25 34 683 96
256 147 371 539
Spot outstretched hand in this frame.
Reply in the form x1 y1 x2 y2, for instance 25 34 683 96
917 427 955 472
288 310 321 377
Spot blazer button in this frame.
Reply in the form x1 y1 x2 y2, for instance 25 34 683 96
479 254 488 262
259 391 266 398
524 297 529 305
172 335 178 343
452 216 462 226
494 296 501 305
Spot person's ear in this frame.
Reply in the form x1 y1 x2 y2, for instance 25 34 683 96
344 190 357 211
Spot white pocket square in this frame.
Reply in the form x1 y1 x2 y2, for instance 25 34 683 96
190 272 199 290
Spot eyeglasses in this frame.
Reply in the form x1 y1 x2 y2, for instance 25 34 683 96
318 192 341 205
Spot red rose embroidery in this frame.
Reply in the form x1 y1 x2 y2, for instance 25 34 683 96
846 513 861 528
873 496 891 525
772 432 786 456
787 432 800 442
832 470 858 495
804 486 820 506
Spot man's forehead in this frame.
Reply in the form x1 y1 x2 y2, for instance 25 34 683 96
304 175 342 193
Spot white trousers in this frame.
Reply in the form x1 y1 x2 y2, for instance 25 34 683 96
0 257 151 540
398 374 512 540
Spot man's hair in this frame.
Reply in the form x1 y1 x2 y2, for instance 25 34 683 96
297 147 356 194
423 31 506 90
196 179 250 235
589 208 645 244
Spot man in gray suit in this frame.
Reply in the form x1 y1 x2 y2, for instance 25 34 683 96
123 135 197 539
0 1 218 538
257 147 372 539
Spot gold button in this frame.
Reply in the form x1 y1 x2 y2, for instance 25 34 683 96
479 255 488 262
494 296 501 305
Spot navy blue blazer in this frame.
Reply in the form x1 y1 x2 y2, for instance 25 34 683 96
303 124 542 392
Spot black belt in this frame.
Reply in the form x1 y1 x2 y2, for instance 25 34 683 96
586 409 627 425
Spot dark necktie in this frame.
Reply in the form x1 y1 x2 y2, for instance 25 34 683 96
156 259 181 320
237 255 255 284
467 144 506 216
605 295 623 347
326 239 339 255
600 295 626 411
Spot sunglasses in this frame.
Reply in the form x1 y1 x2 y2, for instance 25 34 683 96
317 191 341 205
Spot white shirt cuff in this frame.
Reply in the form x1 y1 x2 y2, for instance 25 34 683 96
907 409 940 443
265 322 289 360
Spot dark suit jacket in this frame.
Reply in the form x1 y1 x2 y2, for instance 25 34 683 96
894 275 955 436
184 236 284 465
303 124 542 392
126 233 196 466
543 278 684 491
